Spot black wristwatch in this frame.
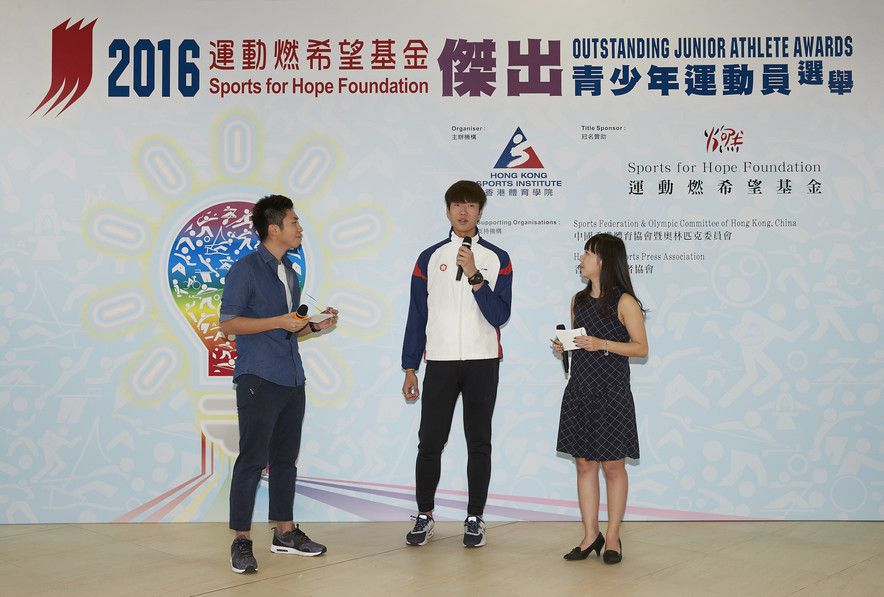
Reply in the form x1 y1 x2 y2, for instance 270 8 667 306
467 271 484 285
308 321 319 333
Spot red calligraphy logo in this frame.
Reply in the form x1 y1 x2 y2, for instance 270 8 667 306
705 126 744 153
32 18 97 117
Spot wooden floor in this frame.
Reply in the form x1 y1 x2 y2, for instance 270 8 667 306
2 521 882 596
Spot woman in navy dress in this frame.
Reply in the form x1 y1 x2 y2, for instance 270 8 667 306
552 233 648 564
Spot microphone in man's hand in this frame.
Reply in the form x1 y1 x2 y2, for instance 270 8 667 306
455 235 472 281
286 304 309 339
556 324 569 374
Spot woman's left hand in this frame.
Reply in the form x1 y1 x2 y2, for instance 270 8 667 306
315 306 339 330
574 335 605 352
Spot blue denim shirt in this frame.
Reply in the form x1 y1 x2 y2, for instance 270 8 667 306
219 243 306 387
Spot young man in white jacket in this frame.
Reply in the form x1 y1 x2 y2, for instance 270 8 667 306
401 180 513 548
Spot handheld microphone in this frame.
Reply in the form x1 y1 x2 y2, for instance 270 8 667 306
286 304 309 339
455 236 472 281
556 324 569 375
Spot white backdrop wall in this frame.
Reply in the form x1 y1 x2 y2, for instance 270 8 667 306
1 1 882 524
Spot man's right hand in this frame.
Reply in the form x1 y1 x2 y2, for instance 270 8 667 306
279 312 310 334
402 370 420 402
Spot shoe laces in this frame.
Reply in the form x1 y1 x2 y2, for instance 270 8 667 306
411 514 431 531
465 517 481 534
235 537 254 557
291 524 309 541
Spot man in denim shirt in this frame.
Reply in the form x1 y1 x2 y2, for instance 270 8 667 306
220 194 338 574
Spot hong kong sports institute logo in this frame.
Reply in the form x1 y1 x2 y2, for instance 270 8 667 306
486 126 562 197
32 18 97 117
493 127 545 169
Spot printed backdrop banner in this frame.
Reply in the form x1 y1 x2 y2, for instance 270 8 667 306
1 0 882 524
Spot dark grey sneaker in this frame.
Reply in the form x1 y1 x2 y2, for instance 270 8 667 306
230 535 258 573
405 513 435 546
463 515 486 547
270 525 327 556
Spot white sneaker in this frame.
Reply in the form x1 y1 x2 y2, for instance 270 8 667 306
405 513 435 546
463 515 486 547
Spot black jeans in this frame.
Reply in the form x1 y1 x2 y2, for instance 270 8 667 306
229 374 306 531
415 359 499 517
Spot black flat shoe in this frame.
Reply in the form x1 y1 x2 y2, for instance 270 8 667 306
603 539 622 564
563 532 604 560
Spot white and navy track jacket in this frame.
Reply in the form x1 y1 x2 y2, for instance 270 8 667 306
401 228 513 370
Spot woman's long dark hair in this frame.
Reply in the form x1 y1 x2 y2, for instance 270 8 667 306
575 233 646 320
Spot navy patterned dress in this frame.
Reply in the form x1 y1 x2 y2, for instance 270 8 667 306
556 287 640 461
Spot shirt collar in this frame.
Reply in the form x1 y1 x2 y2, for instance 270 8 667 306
257 242 291 266
448 227 480 242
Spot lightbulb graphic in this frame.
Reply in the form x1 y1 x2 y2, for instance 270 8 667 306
167 200 309 375
166 200 306 454
168 201 251 376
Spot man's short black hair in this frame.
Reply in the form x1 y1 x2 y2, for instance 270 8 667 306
252 194 294 241
444 180 487 210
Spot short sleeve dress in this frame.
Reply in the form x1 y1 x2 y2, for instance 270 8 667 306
556 287 640 461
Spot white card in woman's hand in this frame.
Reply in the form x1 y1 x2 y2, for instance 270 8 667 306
555 327 586 351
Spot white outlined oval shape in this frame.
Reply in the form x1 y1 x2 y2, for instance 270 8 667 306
301 344 345 402
324 286 386 334
283 140 336 200
86 287 151 334
127 342 182 402
87 209 152 255
218 115 257 180
323 208 386 255
138 140 192 200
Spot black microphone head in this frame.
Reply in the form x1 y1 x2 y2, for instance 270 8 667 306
296 304 309 318
456 236 472 280
556 324 566 330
